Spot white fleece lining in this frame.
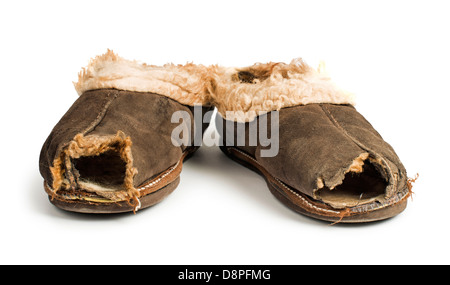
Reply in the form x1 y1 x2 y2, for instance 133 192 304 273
209 58 356 122
74 50 211 106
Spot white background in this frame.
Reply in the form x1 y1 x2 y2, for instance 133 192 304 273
1 0 448 265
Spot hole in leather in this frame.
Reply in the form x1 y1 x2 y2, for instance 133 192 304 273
73 149 126 190
317 162 387 208
238 71 257 83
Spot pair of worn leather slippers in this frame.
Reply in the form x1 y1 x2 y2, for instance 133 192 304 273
39 50 415 223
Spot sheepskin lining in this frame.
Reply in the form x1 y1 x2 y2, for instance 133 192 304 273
209 59 355 122
74 49 211 106
75 51 354 122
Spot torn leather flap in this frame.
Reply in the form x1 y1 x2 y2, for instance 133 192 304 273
313 152 393 209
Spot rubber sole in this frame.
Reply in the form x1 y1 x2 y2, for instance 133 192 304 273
220 146 409 224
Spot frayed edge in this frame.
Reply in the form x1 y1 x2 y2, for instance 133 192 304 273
125 195 142 214
406 173 419 201
329 208 352 226
50 155 64 192
50 131 140 205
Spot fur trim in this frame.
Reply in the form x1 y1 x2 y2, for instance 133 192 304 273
209 58 355 122
74 50 211 106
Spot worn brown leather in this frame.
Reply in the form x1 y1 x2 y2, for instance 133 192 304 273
220 103 408 210
40 89 211 205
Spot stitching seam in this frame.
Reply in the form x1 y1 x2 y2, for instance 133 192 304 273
82 91 119 136
137 160 180 191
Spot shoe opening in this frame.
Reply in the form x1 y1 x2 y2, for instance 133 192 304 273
316 161 388 209
73 149 127 192
50 131 138 201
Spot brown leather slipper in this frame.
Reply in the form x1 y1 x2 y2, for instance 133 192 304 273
210 59 415 223
39 50 212 214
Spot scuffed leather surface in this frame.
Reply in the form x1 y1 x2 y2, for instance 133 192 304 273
40 89 210 188
221 103 407 199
